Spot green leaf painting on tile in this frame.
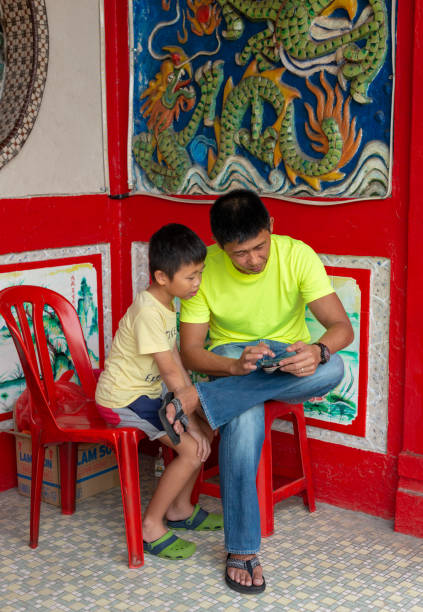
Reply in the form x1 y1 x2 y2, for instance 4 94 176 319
305 275 361 424
0 262 100 415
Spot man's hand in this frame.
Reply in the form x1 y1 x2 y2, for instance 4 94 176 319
186 417 211 462
278 341 321 377
230 342 274 376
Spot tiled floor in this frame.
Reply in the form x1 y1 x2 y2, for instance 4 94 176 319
1 455 423 611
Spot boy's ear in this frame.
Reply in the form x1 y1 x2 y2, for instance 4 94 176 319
153 270 169 286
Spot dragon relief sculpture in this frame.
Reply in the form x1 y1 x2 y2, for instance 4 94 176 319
134 54 360 192
132 0 387 193
214 0 388 104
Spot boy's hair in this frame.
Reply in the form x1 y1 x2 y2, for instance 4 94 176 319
210 189 271 246
149 223 207 280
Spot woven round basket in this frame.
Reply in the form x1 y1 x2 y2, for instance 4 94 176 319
0 0 49 171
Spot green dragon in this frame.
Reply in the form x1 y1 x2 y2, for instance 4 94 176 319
209 61 344 187
215 0 388 104
133 50 224 192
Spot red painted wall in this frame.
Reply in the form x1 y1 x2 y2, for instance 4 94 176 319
0 0 420 533
114 0 415 522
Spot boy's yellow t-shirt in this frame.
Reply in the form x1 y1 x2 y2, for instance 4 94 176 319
95 291 177 409
180 235 333 349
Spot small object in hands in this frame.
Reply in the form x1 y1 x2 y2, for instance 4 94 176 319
312 342 331 364
260 358 281 374
159 392 189 445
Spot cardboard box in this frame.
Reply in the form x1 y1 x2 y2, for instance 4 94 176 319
15 433 119 506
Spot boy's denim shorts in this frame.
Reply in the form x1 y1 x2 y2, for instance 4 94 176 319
96 394 166 441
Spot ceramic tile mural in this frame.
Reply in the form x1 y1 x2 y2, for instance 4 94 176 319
0 246 112 417
129 0 395 202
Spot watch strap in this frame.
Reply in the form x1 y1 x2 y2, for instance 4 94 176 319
312 342 330 364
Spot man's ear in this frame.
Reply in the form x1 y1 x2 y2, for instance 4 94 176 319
269 217 274 233
154 270 169 286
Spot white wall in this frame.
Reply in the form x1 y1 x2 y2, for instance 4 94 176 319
0 0 107 198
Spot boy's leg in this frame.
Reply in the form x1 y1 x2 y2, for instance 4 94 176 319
142 432 204 542
166 420 214 522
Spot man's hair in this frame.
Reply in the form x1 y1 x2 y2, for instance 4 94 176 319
149 223 206 280
210 189 271 246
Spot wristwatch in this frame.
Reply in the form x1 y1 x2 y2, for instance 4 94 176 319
313 342 331 364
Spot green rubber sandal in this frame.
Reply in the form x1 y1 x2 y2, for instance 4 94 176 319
167 504 223 531
143 530 196 559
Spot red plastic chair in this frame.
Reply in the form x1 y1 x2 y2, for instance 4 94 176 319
192 400 316 537
0 285 146 568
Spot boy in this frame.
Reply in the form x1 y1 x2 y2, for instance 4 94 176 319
95 224 222 560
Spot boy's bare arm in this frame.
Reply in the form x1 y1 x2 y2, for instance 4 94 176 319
152 349 190 393
171 345 192 386
153 348 211 460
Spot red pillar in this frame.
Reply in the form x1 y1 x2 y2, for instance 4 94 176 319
104 0 130 197
394 0 423 538
103 0 131 327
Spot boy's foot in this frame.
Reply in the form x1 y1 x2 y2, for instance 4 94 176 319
167 504 223 530
143 530 196 560
225 554 265 593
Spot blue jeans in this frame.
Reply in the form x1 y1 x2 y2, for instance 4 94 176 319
194 340 344 554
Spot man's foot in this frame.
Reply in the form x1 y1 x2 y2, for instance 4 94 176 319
225 554 265 593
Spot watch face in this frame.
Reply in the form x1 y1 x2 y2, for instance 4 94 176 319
314 342 330 364
321 344 330 364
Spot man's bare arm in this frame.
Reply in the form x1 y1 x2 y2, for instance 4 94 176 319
278 293 354 377
307 292 354 354
180 321 273 377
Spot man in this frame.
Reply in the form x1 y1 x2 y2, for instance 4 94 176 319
178 189 354 594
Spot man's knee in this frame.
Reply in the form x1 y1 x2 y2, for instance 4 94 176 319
306 353 344 398
323 353 344 388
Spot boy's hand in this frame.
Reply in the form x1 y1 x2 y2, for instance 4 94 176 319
186 419 211 462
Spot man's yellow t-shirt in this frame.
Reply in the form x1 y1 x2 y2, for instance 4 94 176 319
180 235 333 349
95 291 177 408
